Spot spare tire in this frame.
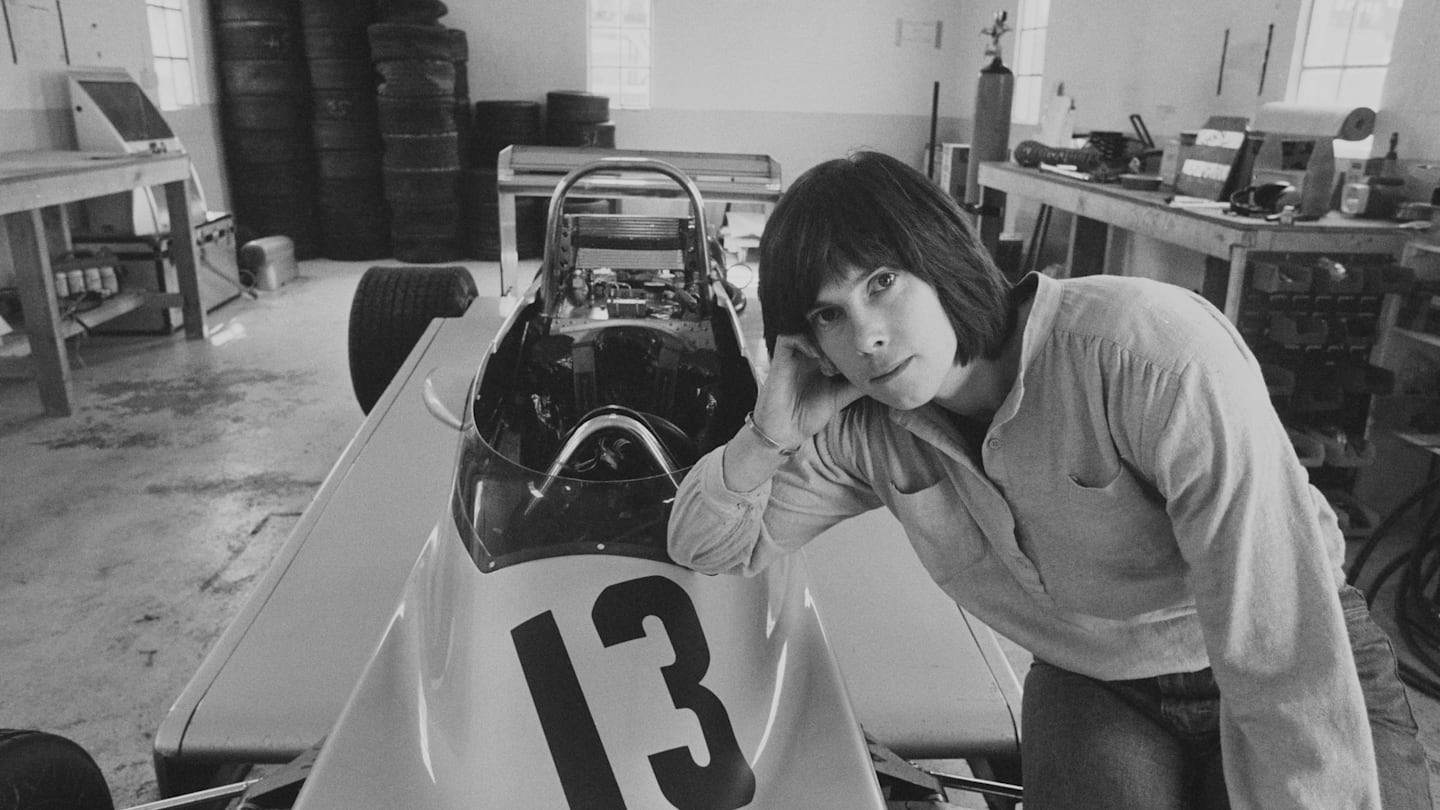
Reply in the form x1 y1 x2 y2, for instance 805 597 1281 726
224 94 308 129
302 0 370 28
377 96 456 135
375 59 455 98
0 729 114 810
214 0 294 23
367 22 454 62
216 20 303 60
348 265 478 413
546 119 615 148
375 0 448 25
546 90 609 123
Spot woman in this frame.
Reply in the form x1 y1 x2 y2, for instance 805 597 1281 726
666 150 1431 808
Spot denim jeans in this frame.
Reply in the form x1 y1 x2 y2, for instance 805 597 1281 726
1019 585 1433 809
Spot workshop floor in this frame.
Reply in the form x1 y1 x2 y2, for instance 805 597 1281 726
1 258 1438 807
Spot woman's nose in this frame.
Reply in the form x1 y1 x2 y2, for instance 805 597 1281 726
852 310 887 355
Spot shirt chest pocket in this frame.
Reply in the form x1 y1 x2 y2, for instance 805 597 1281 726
1047 463 1178 569
884 480 988 578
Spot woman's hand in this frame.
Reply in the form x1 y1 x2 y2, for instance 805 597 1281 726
753 333 864 448
721 333 862 492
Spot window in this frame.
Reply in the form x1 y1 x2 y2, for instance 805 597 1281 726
146 0 195 109
588 0 651 110
1293 0 1403 107
1010 0 1049 126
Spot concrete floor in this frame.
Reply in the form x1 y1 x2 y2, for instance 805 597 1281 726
1 257 1439 807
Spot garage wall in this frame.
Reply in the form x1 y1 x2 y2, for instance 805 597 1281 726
0 0 224 190
446 0 988 180
5 1 1440 178
3 0 1440 283
0 0 224 288
1373 0 1440 161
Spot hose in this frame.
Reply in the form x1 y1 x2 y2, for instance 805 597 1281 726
1347 474 1440 699
1012 140 1105 172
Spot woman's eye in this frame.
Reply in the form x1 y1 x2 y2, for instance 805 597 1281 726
810 308 841 327
871 271 897 292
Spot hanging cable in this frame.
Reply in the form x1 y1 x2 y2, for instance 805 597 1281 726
1347 474 1440 587
1347 474 1440 698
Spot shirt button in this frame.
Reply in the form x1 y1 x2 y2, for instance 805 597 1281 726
987 438 1000 449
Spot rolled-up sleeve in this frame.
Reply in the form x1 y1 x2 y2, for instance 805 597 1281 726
668 421 884 575
1149 310 1377 809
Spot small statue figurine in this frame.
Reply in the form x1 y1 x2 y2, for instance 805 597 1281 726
981 10 1011 61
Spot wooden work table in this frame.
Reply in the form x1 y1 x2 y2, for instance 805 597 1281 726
976 161 1416 322
0 149 203 416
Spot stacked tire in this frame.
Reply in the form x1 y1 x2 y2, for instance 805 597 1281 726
376 0 448 24
213 0 320 258
472 100 543 167
448 28 474 169
370 18 465 263
545 90 615 148
545 90 616 224
303 0 389 260
464 100 545 261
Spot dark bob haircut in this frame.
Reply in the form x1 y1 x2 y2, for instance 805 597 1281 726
757 150 1013 363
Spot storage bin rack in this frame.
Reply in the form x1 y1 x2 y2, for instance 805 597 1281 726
1238 251 1415 538
1366 241 1440 513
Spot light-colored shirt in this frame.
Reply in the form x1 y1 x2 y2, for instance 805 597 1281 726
668 272 1379 808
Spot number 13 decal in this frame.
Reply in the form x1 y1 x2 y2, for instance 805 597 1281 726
511 575 757 810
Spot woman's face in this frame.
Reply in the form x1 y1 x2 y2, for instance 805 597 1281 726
806 265 969 411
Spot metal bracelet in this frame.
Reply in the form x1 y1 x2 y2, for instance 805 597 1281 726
744 412 801 456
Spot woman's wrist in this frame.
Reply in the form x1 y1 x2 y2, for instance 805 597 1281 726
744 412 802 456
722 414 799 492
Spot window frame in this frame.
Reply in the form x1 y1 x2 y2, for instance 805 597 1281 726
1007 0 1050 127
587 0 652 111
145 0 196 111
1289 0 1402 108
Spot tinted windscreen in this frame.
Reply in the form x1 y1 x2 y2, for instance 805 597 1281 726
454 306 754 571
451 428 684 571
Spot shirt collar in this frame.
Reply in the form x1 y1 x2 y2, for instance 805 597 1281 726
989 272 1057 426
885 271 1063 447
1018 271 1061 355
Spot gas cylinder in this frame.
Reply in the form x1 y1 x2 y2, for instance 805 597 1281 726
965 12 1014 207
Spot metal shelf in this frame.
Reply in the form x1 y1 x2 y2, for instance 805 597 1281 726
0 290 185 376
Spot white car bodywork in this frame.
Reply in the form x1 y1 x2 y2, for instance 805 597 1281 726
294 524 884 807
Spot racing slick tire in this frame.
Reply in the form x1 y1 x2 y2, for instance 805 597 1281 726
0 729 114 810
348 264 478 414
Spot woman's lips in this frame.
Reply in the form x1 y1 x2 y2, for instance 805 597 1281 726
871 356 912 384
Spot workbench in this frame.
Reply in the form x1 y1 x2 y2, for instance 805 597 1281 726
976 161 1414 322
0 150 203 416
495 145 783 294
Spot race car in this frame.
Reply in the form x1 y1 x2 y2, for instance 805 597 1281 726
1 154 1023 810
